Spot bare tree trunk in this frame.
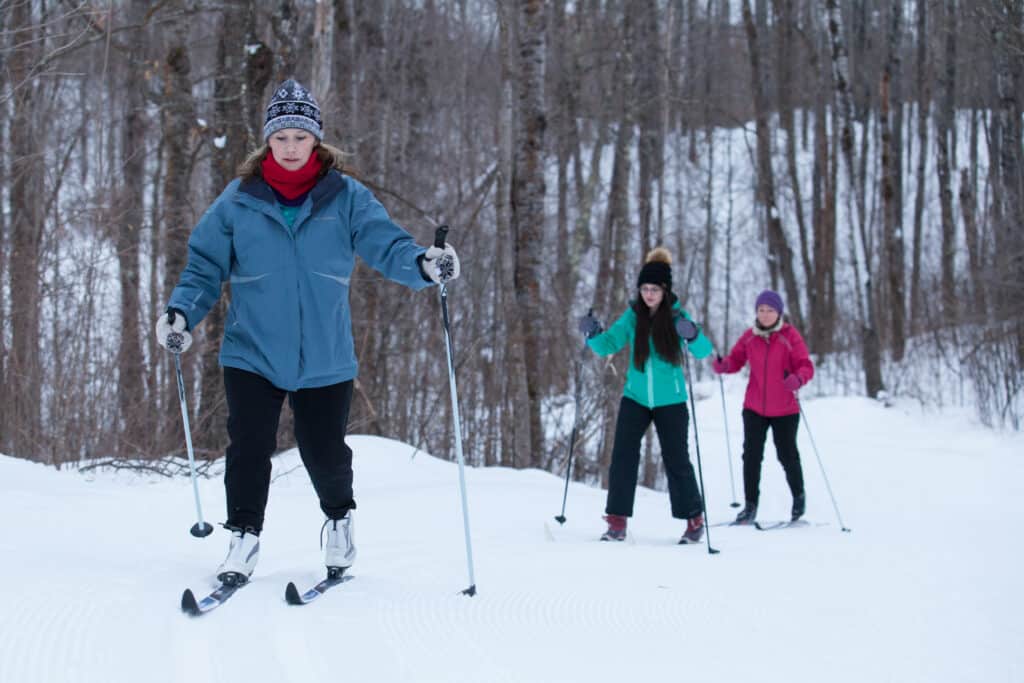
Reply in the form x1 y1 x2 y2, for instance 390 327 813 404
8 0 43 459
511 0 547 468
742 0 804 329
991 0 1024 326
196 0 257 457
880 0 906 360
807 11 836 355
552 0 574 387
0 79 7 452
910 0 929 330
244 33 272 149
959 165 986 319
775 0 812 291
826 0 882 397
595 6 635 488
271 0 300 85
116 0 150 456
700 0 716 333
635 0 663 256
494 0 518 467
161 17 197 453
147 126 165 448
935 0 958 319
312 0 335 108
722 131 736 347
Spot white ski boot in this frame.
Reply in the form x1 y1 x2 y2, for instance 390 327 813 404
216 527 260 585
323 511 356 572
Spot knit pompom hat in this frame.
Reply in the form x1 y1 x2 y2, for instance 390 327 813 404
263 79 323 141
637 247 673 290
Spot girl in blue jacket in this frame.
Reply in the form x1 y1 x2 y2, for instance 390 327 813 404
155 79 459 584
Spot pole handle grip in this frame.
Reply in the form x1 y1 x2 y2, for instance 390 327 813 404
434 224 449 248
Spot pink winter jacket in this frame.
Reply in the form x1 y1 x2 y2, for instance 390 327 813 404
719 323 815 417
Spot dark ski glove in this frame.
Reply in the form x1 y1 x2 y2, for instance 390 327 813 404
577 310 603 339
674 317 699 343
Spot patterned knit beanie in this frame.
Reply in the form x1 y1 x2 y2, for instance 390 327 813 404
263 79 323 141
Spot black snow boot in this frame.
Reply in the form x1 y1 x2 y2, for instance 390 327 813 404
733 501 757 525
791 493 806 521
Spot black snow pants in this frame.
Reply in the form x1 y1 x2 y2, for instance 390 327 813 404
222 366 355 532
740 408 804 505
605 397 703 520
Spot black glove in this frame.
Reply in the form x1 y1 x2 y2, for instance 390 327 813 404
577 310 603 339
675 317 699 343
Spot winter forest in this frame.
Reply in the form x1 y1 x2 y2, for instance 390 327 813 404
1 0 1021 481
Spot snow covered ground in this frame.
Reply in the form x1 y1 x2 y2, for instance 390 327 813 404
1 377 1021 683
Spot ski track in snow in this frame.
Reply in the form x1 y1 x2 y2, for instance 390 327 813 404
1 391 1022 682
2 589 110 683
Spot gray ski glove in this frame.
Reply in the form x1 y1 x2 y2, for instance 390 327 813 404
578 310 603 339
675 317 699 343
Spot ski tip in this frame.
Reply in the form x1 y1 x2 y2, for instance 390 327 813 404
181 589 200 616
285 582 302 605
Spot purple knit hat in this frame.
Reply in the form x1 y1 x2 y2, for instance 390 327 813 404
755 289 784 315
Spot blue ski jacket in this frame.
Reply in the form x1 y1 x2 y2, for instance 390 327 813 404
167 169 432 391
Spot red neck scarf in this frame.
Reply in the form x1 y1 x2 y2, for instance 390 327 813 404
261 151 323 200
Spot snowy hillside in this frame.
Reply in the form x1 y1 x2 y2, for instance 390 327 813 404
1 378 1021 683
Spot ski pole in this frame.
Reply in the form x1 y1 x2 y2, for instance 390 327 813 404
798 403 851 533
554 338 589 525
680 350 719 555
167 335 214 539
433 224 477 596
716 354 740 508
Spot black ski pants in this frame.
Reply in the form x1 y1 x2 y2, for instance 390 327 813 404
605 397 703 520
741 408 804 505
223 366 355 532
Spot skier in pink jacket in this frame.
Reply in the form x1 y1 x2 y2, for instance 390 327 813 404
711 290 814 525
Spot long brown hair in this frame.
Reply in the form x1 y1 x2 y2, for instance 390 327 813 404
632 293 681 370
236 142 356 180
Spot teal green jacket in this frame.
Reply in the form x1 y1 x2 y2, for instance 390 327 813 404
587 302 712 408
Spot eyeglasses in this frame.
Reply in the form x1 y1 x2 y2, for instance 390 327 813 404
639 285 664 295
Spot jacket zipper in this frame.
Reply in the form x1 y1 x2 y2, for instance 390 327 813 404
647 357 655 408
762 336 770 414
293 235 303 379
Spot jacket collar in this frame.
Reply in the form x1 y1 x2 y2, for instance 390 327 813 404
235 170 347 228
751 318 784 339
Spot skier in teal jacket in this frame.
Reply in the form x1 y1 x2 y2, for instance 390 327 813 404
578 247 712 544
155 79 460 585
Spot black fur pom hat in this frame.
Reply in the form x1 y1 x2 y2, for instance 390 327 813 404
637 247 673 290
